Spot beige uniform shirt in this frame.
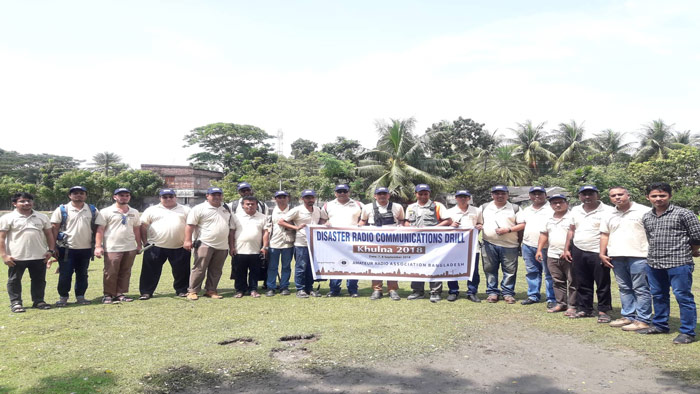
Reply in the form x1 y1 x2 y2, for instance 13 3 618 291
478 202 519 248
0 210 52 260
360 202 405 226
284 205 328 247
600 202 650 258
50 202 106 249
543 213 573 259
141 203 190 249
187 202 236 250
570 202 614 253
267 206 295 249
446 205 479 229
235 211 267 254
517 203 553 248
322 199 363 226
101 204 141 252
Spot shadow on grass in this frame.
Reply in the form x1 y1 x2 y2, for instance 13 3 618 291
23 369 118 394
658 368 700 392
141 365 223 394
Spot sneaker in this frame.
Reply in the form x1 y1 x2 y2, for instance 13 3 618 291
389 290 401 301
673 333 696 344
466 294 481 303
621 321 650 332
310 290 322 297
187 292 199 300
265 290 275 297
370 290 383 300
486 294 499 303
55 297 69 307
407 291 425 300
520 298 537 305
296 290 309 298
430 293 441 303
446 293 458 302
609 318 634 328
637 325 668 335
504 296 516 304
280 288 291 296
326 292 340 297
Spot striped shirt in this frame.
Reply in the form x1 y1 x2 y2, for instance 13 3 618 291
642 204 700 269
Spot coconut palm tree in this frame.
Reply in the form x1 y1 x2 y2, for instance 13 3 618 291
590 129 634 165
357 118 448 202
671 130 700 147
508 120 556 174
635 119 685 162
485 145 530 185
91 152 125 176
552 120 589 170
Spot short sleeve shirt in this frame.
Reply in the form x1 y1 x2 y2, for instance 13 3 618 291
284 205 328 247
267 206 295 249
543 213 573 259
570 202 614 253
187 202 236 250
235 211 267 254
50 202 106 249
0 210 52 260
446 205 479 229
478 202 519 248
517 203 553 248
600 202 650 258
322 199 363 227
141 203 190 249
101 204 141 252
360 202 405 226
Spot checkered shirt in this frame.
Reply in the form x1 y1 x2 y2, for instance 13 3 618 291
642 204 700 269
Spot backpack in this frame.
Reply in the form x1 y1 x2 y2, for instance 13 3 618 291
59 203 98 259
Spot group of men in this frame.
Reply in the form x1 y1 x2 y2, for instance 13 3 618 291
2 180 698 344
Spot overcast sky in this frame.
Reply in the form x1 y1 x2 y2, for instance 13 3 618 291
1 0 698 168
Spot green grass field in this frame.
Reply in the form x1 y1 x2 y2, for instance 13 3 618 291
1 255 698 393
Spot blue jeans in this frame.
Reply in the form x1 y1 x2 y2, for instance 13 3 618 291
522 244 555 303
57 248 92 298
447 252 481 295
611 257 652 323
329 279 358 295
294 246 314 293
267 247 293 290
646 264 696 336
481 242 519 297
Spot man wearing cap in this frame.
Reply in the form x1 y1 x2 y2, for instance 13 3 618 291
562 185 614 322
230 182 267 215
232 196 268 298
94 188 142 304
477 185 523 304
516 186 556 307
599 186 652 331
279 189 328 298
322 184 363 297
138 189 191 300
265 191 295 296
50 186 106 306
184 187 237 300
536 194 577 316
446 189 482 302
1 192 56 312
359 186 405 301
404 184 452 303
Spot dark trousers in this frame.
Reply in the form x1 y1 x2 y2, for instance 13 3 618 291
447 252 481 295
139 246 191 296
7 259 46 306
232 254 261 293
572 245 612 313
57 248 92 298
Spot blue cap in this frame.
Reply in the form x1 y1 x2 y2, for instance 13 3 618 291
375 187 390 194
548 194 568 201
491 185 509 192
455 189 471 197
69 186 87 193
529 186 546 193
274 190 289 197
207 187 223 194
159 188 176 196
578 185 599 193
335 184 350 191
415 184 431 192
237 182 252 191
113 187 131 195
301 189 316 197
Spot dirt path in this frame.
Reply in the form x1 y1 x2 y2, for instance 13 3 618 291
193 324 699 394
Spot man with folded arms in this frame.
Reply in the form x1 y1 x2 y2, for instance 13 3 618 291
184 187 237 300
446 189 482 302
359 186 405 301
138 188 191 300
232 196 268 298
265 191 295 296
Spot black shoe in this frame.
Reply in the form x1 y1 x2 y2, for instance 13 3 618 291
280 288 291 296
673 333 695 344
265 290 275 297
466 294 481 303
326 292 340 297
546 301 557 309
370 290 383 300
430 293 441 303
310 290 322 297
296 290 309 298
389 290 401 301
521 298 537 305
637 325 668 335
446 293 458 302
407 291 425 300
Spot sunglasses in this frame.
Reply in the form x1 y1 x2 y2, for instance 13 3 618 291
121 214 128 225
335 190 348 194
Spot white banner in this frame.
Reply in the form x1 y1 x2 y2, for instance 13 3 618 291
307 225 478 281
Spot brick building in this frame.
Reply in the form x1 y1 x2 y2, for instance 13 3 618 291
141 164 224 206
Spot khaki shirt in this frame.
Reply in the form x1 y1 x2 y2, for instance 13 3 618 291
141 203 190 249
571 202 614 253
187 202 236 250
543 213 573 259
322 199 363 226
284 205 328 247
235 211 267 254
0 210 52 260
266 206 295 249
360 202 405 226
478 201 519 248
101 204 141 252
446 205 479 229
517 203 553 248
50 202 106 249
600 202 650 258
405 200 447 227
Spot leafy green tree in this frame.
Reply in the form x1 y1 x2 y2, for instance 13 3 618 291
0 148 81 185
552 120 589 170
90 152 127 176
321 137 365 164
424 117 494 159
634 119 685 162
537 164 642 205
110 170 164 208
589 129 634 165
290 138 318 159
508 120 556 175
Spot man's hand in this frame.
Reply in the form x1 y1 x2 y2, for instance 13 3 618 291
599 254 613 268
535 251 543 262
562 250 572 262
2 255 16 267
229 247 237 257
297 223 307 231
94 246 104 259
260 248 268 257
450 222 460 228
495 227 510 235
183 239 192 251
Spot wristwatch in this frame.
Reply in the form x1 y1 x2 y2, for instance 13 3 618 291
47 249 55 254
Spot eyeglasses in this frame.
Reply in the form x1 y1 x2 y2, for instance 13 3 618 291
121 214 127 225
335 190 348 194
161 195 175 199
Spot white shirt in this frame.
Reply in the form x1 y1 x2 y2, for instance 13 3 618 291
0 210 52 260
570 202 614 253
101 204 141 252
284 205 328 247
542 213 573 259
141 203 190 249
187 202 236 250
266 205 295 249
517 203 553 248
360 201 405 226
322 199 363 227
600 202 650 258
50 202 106 249
446 205 479 229
235 211 267 254
478 201 519 248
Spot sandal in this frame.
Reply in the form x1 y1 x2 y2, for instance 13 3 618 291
570 310 595 319
55 298 68 307
102 296 114 304
597 312 612 324
547 305 566 313
250 291 261 298
563 308 577 317
11 303 25 313
116 295 134 302
33 302 52 310
138 294 151 301
234 292 243 298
